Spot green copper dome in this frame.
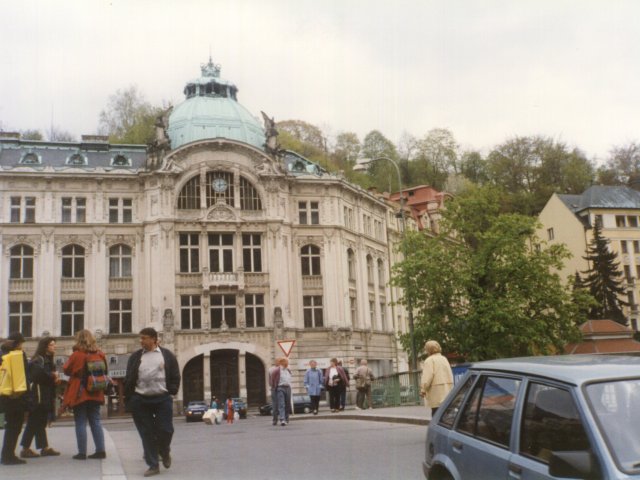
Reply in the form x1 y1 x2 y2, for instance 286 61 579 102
167 59 266 150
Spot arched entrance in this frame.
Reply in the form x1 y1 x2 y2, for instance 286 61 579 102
183 354 204 404
246 352 266 407
210 349 239 401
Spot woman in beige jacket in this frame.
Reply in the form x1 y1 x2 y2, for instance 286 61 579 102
420 340 454 416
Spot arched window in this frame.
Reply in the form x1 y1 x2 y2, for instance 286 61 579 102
111 154 131 167
177 176 201 209
62 244 85 278
239 177 262 210
301 245 321 276
377 259 385 287
20 153 40 165
347 249 356 281
109 244 132 277
10 244 34 279
366 255 374 285
66 153 87 166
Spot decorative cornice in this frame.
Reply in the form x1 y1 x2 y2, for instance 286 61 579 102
3 235 41 257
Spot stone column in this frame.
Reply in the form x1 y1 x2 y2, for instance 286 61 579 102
203 353 211 401
239 352 247 399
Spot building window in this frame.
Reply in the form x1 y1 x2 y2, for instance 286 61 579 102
20 152 40 164
10 196 36 223
62 197 86 223
622 241 629 254
363 215 372 236
636 264 640 279
208 233 234 273
177 176 201 210
347 249 356 281
303 295 323 328
634 241 640 254
301 245 321 276
66 153 86 166
62 244 85 278
109 244 132 277
624 265 632 282
616 215 626 228
245 294 265 328
377 259 385 287
240 177 262 210
298 201 319 225
10 244 34 279
344 206 354 230
61 300 84 336
366 255 374 285
242 234 262 272
629 216 639 228
9 301 32 337
111 154 130 167
210 294 236 328
179 233 200 273
547 228 554 241
205 171 234 207
350 295 357 327
380 302 386 330
180 295 201 329
109 198 133 223
109 299 132 334
594 215 603 227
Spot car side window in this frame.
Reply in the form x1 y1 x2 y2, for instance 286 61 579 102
457 375 520 448
439 374 476 428
520 383 591 464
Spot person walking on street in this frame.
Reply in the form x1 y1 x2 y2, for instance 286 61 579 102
225 398 234 424
324 358 348 413
419 340 454 417
124 327 181 477
267 359 280 426
20 337 61 458
303 360 323 415
270 357 292 426
354 359 375 410
1 332 30 465
338 360 349 411
62 329 107 461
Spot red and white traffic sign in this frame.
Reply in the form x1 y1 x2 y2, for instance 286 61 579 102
277 340 296 357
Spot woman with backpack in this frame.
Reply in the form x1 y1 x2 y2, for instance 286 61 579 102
19 336 61 458
62 329 107 460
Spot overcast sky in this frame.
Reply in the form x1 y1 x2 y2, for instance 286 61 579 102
2 0 640 163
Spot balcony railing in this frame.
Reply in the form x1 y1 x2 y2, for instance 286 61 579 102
245 272 269 287
176 273 202 288
61 278 85 292
302 276 323 290
9 278 33 294
109 277 132 292
203 271 242 290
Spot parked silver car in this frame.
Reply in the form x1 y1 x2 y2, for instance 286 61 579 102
423 355 640 479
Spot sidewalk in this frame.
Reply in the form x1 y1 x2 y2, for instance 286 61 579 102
1 424 125 480
289 404 432 426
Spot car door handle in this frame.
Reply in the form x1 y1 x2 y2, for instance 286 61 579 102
452 440 463 451
508 463 522 475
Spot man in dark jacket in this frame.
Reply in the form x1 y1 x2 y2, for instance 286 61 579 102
124 328 180 477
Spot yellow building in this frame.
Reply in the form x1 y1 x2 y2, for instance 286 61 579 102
538 185 640 330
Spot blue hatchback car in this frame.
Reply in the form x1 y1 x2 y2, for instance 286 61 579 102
423 355 640 480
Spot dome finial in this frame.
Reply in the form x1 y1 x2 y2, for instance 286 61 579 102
201 56 221 78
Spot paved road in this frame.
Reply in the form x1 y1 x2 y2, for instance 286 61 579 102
108 415 426 479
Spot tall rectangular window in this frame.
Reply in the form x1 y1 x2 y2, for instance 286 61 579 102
208 233 233 273
76 197 86 223
303 295 323 328
350 296 357 327
62 198 72 223
10 196 36 223
61 300 84 336
369 300 376 326
634 241 640 254
380 302 386 330
109 198 133 223
616 215 626 228
628 216 638 228
62 197 87 223
242 234 262 272
9 301 32 337
245 294 265 328
547 228 555 241
109 299 132 334
179 233 200 273
180 295 201 329
624 265 632 282
299 201 319 225
210 294 236 328
622 241 629 254
344 206 354 230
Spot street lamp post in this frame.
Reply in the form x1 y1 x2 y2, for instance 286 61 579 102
354 157 418 372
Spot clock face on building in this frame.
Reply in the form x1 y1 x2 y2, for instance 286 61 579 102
212 178 228 193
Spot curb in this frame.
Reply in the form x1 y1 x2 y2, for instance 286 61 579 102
290 414 429 426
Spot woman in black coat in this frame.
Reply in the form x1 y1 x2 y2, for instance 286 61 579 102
19 337 60 458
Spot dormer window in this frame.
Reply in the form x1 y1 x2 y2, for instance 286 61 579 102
67 153 87 166
111 154 131 167
20 152 40 165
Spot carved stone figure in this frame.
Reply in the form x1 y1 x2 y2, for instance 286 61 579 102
261 111 280 155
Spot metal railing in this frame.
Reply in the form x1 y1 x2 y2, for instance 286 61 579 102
370 370 422 408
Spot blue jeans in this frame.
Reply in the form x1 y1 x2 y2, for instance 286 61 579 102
276 386 291 422
130 394 174 469
73 401 105 455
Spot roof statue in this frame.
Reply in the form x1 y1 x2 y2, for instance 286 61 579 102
201 56 221 78
261 111 280 156
147 106 173 170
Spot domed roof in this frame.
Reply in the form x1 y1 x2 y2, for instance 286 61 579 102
167 59 266 150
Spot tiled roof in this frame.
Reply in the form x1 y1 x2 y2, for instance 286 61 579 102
565 319 640 354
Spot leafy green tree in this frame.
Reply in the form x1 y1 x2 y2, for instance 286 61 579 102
98 85 162 144
581 222 629 324
459 150 488 185
600 142 640 187
360 130 400 193
391 185 585 361
48 127 76 142
21 129 44 140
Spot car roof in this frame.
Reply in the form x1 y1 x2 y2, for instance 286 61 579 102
470 354 640 386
